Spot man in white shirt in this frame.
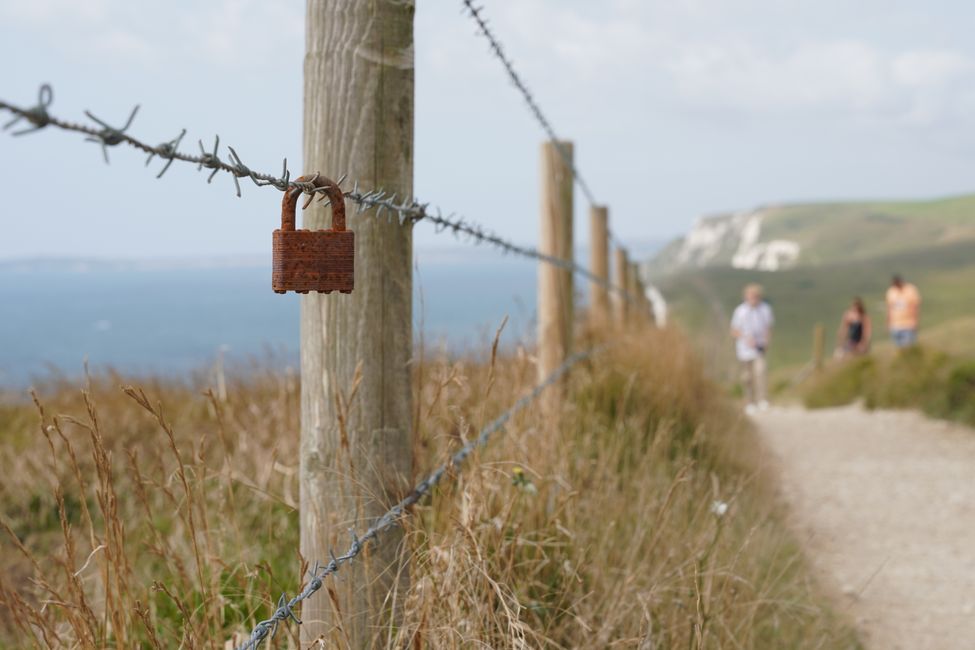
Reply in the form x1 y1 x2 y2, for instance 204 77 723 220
730 283 774 414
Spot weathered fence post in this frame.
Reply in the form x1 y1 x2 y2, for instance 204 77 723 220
538 140 574 403
813 322 825 371
301 1 414 645
589 206 610 328
630 262 642 327
613 247 628 328
634 264 653 326
627 261 640 325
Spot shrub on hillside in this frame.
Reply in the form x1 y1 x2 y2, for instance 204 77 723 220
924 360 975 427
804 345 975 429
803 355 876 408
865 346 947 410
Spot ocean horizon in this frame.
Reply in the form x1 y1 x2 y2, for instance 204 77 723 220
0 250 544 388
0 241 665 388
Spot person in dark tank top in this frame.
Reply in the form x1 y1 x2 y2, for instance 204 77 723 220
837 297 872 357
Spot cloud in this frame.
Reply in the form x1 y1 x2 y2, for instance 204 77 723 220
892 50 973 87
0 0 302 70
93 29 154 59
179 0 303 68
666 39 975 126
0 0 109 22
429 0 975 129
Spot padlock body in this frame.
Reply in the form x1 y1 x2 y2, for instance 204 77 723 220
272 229 354 293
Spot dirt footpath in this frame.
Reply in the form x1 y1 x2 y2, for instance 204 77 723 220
753 405 975 650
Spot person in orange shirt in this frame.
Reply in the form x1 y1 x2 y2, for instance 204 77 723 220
886 274 921 348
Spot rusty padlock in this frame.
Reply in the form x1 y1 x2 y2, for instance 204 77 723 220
272 174 354 294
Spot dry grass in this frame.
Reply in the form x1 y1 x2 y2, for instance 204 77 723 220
0 327 859 648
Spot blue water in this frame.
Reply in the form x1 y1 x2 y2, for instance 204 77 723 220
0 255 538 386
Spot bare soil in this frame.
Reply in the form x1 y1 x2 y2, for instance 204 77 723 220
754 405 975 650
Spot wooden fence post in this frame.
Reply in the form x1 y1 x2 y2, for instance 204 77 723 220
589 206 610 329
813 323 825 371
638 268 654 326
538 140 574 395
633 267 649 326
627 262 641 325
301 1 414 645
613 247 628 328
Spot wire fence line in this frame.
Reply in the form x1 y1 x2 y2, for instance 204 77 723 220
460 0 595 205
460 0 628 252
0 84 637 302
1 39 641 648
232 346 600 650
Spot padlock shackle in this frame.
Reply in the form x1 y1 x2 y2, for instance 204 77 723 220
280 174 346 232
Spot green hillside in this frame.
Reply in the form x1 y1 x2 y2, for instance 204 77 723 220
650 194 975 276
758 194 975 266
658 237 975 379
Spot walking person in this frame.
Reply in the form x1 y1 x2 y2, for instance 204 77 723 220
886 274 921 348
731 283 774 414
837 297 872 356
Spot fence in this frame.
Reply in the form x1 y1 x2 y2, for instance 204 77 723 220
0 1 657 647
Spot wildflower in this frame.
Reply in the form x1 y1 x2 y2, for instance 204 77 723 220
511 467 538 495
710 500 729 518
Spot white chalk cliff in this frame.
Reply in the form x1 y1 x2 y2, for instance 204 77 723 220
655 208 800 274
729 213 800 271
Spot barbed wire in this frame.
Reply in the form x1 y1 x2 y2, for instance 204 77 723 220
0 84 636 302
460 2 631 253
460 1 594 204
232 346 599 650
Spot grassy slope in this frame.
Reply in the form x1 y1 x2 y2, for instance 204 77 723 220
759 194 975 266
653 194 975 271
659 238 975 377
803 344 975 428
650 194 975 275
0 329 860 648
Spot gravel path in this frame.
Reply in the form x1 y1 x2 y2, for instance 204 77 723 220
754 405 975 650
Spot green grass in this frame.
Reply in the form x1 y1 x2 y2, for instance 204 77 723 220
802 344 975 429
759 194 975 266
651 193 975 275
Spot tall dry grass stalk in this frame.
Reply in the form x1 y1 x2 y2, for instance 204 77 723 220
0 328 859 648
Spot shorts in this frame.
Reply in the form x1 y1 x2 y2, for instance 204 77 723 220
891 328 917 348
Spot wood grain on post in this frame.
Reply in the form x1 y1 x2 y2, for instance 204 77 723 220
588 206 610 328
613 247 628 327
301 1 414 645
538 140 574 391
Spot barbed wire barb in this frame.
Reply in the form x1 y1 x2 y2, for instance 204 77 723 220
226 145 252 196
146 128 187 179
197 135 222 183
84 104 139 164
4 83 53 135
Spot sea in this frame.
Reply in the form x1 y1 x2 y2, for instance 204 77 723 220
0 251 541 387
0 239 667 388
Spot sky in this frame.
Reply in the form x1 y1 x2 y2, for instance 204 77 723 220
1 0 974 260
